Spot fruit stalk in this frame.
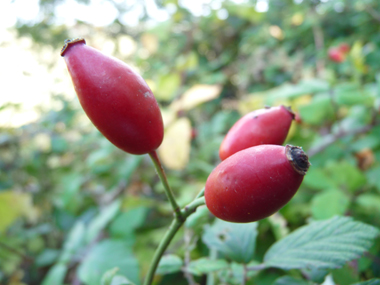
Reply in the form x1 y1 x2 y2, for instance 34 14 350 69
143 218 183 285
149 150 182 221
143 196 206 285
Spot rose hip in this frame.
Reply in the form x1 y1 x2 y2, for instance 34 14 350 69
61 38 164 155
219 106 294 160
205 144 310 223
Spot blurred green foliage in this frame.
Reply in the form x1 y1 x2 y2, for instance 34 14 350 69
2 0 380 284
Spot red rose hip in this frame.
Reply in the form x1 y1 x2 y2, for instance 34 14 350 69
338 43 350 54
219 105 294 160
61 38 164 155
205 144 310 223
328 47 345 63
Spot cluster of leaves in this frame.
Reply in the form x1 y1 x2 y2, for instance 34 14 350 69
2 0 380 284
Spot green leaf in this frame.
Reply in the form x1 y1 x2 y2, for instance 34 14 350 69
272 276 313 285
187 258 229 276
264 216 380 270
352 126 380 152
86 147 113 167
155 73 181 101
303 167 337 191
116 155 143 181
101 267 135 285
324 161 366 192
331 263 360 285
301 267 329 283
264 79 330 105
109 276 135 285
51 136 68 153
268 213 289 240
109 207 148 239
156 254 183 275
304 161 366 193
217 261 260 284
185 205 210 230
352 279 380 285
78 239 140 285
86 200 121 244
35 249 60 267
59 173 83 211
334 82 374 106
366 166 380 192
41 263 67 285
356 194 380 214
0 191 37 233
101 267 119 285
311 190 350 220
202 219 258 263
59 221 86 264
298 94 335 125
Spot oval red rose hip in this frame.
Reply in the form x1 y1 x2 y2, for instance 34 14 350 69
205 144 310 223
219 105 295 161
61 38 164 155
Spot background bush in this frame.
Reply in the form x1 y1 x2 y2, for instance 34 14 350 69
2 0 380 284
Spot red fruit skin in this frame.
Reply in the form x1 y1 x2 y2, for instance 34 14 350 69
219 106 294 161
338 43 350 54
328 48 345 63
205 145 307 223
61 39 164 155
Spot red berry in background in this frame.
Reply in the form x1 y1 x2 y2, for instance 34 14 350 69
205 145 310 223
328 47 345 63
338 43 350 54
191 128 198 140
219 105 294 161
61 39 164 155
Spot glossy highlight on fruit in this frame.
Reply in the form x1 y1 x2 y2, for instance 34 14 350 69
61 38 164 155
205 144 310 223
219 105 294 161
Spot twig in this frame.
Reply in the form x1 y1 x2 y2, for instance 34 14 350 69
241 264 248 285
149 150 183 221
0 241 33 262
307 123 376 157
143 196 206 285
206 248 218 285
311 8 325 78
183 229 198 285
366 6 380 22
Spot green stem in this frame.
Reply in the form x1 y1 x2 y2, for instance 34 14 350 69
143 196 206 285
181 197 206 215
143 218 184 285
149 150 182 221
206 248 218 285
195 187 205 199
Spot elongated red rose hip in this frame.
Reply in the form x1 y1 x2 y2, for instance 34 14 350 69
205 144 310 223
61 38 164 155
219 105 294 160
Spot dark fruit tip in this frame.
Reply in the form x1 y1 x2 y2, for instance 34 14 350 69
60 38 86 57
285 144 310 176
282 105 295 120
